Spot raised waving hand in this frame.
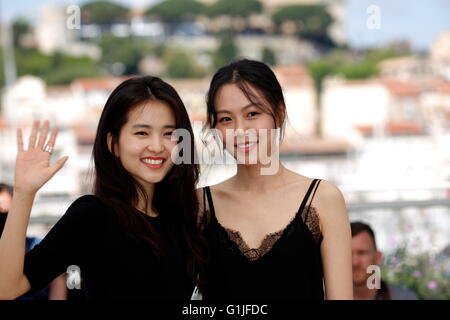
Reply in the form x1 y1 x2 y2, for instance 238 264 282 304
15 120 68 193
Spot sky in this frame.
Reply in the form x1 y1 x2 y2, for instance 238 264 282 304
1 0 450 52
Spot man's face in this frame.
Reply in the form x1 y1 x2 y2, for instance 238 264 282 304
351 231 383 286
0 191 12 213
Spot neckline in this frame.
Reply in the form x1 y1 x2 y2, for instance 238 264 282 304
204 179 319 261
137 210 160 220
215 209 302 261
205 186 308 261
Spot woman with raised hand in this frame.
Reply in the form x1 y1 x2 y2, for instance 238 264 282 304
0 76 205 300
199 59 353 300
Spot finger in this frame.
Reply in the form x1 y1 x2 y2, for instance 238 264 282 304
46 127 59 149
28 120 40 149
37 120 50 150
49 156 69 177
17 128 24 152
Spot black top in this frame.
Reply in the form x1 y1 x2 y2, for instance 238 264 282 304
23 195 194 300
202 179 324 300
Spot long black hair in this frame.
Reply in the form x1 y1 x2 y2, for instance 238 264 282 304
92 75 205 286
205 59 287 139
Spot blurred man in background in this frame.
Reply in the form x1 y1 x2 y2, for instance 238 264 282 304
351 221 419 300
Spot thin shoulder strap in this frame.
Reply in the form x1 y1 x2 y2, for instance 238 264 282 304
296 179 319 219
204 186 216 216
304 179 321 223
203 186 207 214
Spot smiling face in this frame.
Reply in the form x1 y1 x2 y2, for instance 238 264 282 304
214 83 280 164
108 100 178 192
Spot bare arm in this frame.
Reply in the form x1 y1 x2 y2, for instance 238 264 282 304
316 180 353 300
0 191 34 299
0 120 68 299
48 274 68 300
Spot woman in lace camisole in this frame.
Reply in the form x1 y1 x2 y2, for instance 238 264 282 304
198 59 353 300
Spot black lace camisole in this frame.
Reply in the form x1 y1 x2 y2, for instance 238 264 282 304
201 178 325 300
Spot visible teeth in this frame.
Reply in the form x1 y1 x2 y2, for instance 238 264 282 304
142 159 164 164
237 142 256 149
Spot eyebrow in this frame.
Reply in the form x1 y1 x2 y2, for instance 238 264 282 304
216 102 260 115
132 124 176 129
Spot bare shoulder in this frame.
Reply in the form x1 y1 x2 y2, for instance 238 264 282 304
314 179 349 230
316 179 346 204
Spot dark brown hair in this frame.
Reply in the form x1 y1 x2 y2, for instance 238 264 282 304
92 76 206 286
204 59 287 139
0 183 13 197
351 221 378 250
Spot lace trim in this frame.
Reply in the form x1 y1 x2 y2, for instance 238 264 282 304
224 226 285 262
301 206 323 244
222 205 322 261
202 187 323 261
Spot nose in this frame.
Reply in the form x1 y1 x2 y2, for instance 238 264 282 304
234 119 256 140
146 135 165 154
234 117 251 132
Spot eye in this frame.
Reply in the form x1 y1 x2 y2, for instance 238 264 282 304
219 117 232 123
248 111 259 118
164 131 175 137
135 131 147 136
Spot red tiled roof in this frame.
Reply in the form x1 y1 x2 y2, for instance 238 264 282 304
385 121 424 135
354 124 374 136
430 80 450 94
383 80 421 97
354 121 424 136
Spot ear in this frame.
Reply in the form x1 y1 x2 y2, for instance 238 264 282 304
107 133 118 157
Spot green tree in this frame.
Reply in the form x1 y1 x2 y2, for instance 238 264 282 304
165 50 204 78
98 36 152 74
307 59 335 137
213 31 238 68
261 47 276 66
146 0 205 23
15 48 53 78
205 0 262 18
272 5 334 49
12 18 31 47
81 1 129 24
336 62 378 79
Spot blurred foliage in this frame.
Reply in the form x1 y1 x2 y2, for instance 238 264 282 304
205 0 263 18
15 48 53 78
308 48 410 83
97 35 156 75
81 1 129 24
272 5 334 49
146 0 205 23
3 47 103 85
44 54 104 85
212 31 239 68
164 49 207 78
381 244 450 299
261 47 276 66
12 18 31 47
